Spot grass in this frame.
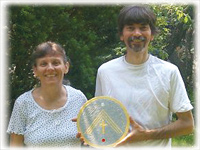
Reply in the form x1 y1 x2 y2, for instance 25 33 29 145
172 132 195 147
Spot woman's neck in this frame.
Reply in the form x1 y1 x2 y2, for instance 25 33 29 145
38 84 65 102
32 84 67 110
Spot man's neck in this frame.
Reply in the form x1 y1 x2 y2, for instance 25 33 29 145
125 49 149 65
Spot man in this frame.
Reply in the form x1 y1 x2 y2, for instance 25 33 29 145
95 5 194 147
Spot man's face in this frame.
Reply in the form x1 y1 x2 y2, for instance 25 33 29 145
120 23 154 53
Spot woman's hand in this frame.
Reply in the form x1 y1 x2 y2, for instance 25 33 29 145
71 118 89 146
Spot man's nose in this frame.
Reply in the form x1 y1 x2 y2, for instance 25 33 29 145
132 28 142 36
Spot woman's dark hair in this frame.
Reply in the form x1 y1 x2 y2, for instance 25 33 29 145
31 41 68 67
118 5 159 35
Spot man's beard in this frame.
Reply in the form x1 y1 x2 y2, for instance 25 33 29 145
127 36 147 52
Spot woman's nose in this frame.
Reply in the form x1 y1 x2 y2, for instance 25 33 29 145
47 63 54 70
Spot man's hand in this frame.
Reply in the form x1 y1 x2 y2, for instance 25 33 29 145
116 111 194 147
116 117 149 147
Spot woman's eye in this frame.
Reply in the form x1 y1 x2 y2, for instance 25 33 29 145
40 62 47 66
53 61 60 66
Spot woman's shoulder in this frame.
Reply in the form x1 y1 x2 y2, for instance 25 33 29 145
64 85 80 92
64 85 86 98
15 89 33 104
63 85 87 104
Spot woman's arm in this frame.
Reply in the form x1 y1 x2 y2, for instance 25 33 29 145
10 133 24 147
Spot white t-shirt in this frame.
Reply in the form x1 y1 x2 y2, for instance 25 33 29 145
7 85 87 147
95 54 193 147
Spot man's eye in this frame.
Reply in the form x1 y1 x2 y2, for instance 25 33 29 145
127 27 134 31
141 26 148 30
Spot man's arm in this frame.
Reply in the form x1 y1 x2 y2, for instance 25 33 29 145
116 110 194 146
149 110 194 139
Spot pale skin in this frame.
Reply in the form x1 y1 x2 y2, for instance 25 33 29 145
74 23 194 146
10 55 69 147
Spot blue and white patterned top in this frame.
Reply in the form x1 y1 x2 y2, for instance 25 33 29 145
7 85 87 147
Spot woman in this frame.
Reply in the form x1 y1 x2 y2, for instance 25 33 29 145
7 41 87 147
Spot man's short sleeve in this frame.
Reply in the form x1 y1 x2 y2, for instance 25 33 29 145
169 67 193 113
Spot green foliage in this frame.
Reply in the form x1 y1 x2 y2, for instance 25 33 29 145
8 5 121 107
172 132 195 147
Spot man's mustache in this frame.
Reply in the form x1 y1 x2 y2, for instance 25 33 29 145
128 36 146 42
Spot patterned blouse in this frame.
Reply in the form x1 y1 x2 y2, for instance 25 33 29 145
7 85 87 147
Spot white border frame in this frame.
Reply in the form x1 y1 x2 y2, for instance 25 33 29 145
1 0 199 150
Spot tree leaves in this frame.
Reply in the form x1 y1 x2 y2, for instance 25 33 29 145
8 4 194 106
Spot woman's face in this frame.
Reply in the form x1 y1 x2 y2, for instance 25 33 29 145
33 54 69 86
